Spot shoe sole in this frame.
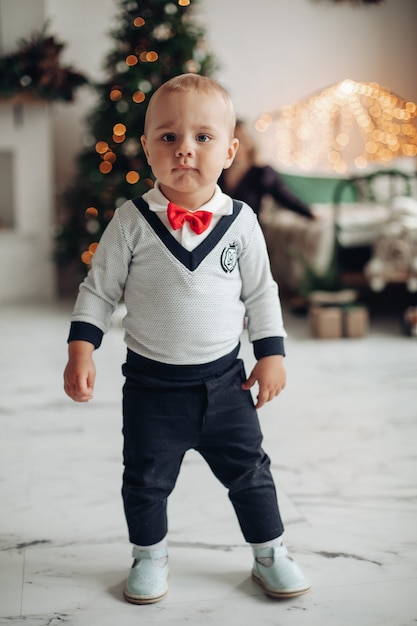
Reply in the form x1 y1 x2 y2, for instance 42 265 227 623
123 587 168 605
252 570 311 599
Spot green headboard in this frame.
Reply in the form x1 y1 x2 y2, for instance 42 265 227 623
280 172 358 204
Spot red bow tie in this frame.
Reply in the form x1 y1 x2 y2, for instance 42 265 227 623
167 202 213 235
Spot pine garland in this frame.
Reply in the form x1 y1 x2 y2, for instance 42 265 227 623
0 25 88 102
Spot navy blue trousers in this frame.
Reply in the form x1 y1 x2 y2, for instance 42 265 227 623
121 357 284 546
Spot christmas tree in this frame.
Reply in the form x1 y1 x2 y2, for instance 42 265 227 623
55 0 216 285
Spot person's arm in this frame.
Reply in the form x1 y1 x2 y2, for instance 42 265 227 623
64 340 96 402
261 166 315 219
241 354 286 409
70 202 136 336
64 201 136 402
238 207 288 407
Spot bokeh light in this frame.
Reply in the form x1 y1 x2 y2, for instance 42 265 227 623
256 80 417 172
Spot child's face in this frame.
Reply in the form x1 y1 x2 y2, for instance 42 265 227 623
141 89 239 209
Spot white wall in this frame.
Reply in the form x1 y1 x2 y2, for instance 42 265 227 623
44 0 116 196
198 0 417 119
0 0 55 302
43 0 417 192
0 0 44 53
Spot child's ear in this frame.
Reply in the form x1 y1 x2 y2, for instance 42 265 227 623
141 135 151 164
224 137 239 169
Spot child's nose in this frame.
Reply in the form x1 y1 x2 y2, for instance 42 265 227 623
175 139 194 157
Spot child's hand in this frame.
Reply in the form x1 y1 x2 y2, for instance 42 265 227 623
63 341 96 402
241 355 286 409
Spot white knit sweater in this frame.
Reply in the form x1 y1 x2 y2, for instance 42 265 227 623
70 193 286 366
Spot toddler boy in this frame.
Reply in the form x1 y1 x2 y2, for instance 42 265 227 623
64 73 310 604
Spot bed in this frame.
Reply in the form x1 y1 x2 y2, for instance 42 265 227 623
260 168 417 296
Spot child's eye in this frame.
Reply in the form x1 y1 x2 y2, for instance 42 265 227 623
162 133 176 142
197 134 210 143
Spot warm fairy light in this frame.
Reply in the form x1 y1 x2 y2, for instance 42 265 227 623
336 132 349 146
139 51 159 63
113 123 126 136
146 51 158 62
126 55 138 67
103 151 116 163
403 144 417 156
126 171 140 184
328 151 341 164
256 79 417 172
133 17 145 27
184 60 200 73
81 250 93 265
355 156 368 168
110 89 122 101
132 91 145 103
178 0 191 5
255 114 273 133
85 206 98 217
366 141 378 154
99 162 112 174
95 141 108 154
81 242 98 265
113 134 126 144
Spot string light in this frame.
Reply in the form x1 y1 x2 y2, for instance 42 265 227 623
184 59 200 73
81 242 99 266
256 79 417 172
110 88 123 101
146 51 158 62
103 151 116 163
139 50 159 63
132 91 145 103
85 207 98 218
126 55 138 66
99 161 112 174
113 123 126 136
126 171 140 184
95 141 108 154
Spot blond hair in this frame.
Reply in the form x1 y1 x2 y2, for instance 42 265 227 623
144 73 236 135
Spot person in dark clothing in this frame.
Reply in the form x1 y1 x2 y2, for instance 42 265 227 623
219 120 315 220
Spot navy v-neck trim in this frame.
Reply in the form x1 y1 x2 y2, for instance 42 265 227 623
132 196 243 271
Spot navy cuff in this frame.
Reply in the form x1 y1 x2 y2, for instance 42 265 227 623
67 321 103 349
253 336 285 359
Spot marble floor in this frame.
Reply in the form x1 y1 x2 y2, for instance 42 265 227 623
0 301 416 626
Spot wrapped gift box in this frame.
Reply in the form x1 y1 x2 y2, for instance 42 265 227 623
309 306 343 339
309 304 368 339
344 306 369 338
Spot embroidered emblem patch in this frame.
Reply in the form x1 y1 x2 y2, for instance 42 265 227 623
221 242 238 273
